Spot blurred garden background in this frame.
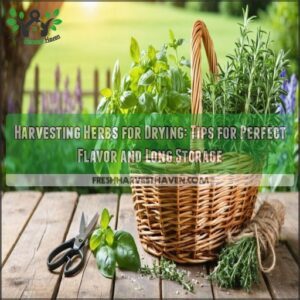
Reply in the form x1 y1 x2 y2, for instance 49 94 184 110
1 0 298 192
21 1 298 112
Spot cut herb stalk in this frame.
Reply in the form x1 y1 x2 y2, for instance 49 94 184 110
140 257 194 293
210 200 285 291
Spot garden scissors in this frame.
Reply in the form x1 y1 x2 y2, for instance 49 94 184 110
47 212 99 277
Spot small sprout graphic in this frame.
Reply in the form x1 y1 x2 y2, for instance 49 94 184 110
9 7 17 17
19 11 24 20
53 8 60 17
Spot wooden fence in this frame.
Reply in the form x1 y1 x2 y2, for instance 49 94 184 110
24 65 111 113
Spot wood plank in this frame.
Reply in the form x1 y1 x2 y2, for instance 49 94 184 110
162 264 213 299
1 192 77 299
258 192 299 262
263 243 299 299
2 191 42 264
57 194 118 299
113 194 160 299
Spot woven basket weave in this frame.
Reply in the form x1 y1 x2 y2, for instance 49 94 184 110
130 21 259 263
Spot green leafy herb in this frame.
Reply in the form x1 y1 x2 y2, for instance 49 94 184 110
90 208 141 278
209 237 259 291
202 7 288 114
97 32 191 115
140 257 194 293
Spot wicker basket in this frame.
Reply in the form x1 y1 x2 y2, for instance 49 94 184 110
130 21 259 263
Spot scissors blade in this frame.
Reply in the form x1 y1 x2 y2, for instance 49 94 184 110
81 213 99 241
79 212 86 235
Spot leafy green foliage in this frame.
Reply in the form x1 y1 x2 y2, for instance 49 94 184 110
97 32 191 115
140 257 194 292
266 2 298 74
90 208 141 278
209 237 259 291
202 7 288 114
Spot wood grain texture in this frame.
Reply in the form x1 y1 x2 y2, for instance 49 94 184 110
1 192 77 299
57 194 118 299
162 264 213 299
2 191 42 264
258 192 299 262
264 243 299 299
113 194 160 299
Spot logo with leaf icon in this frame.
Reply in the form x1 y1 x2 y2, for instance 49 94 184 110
6 7 62 38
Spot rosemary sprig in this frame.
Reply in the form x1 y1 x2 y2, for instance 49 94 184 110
202 7 288 115
209 237 259 291
139 257 194 292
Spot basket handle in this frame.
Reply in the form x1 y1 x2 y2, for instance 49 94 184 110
191 20 218 114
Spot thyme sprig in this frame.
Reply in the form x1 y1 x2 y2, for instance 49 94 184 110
209 237 259 291
140 257 194 292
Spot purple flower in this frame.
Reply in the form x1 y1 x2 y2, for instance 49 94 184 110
278 72 298 114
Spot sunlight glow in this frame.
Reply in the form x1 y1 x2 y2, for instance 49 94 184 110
81 2 100 10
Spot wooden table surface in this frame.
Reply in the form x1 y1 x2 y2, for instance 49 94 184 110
1 192 299 299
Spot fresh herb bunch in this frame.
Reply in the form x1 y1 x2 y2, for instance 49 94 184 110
209 237 259 291
202 7 289 114
98 31 191 114
89 208 141 278
140 257 194 292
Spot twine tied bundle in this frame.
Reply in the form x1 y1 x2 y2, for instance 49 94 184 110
228 200 285 273
210 200 285 290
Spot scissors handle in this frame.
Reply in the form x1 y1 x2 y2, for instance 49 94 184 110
64 244 87 277
47 238 87 277
47 238 75 271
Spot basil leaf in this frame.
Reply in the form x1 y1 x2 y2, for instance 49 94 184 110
130 37 140 64
96 245 116 278
105 227 114 246
112 60 121 92
114 230 141 271
148 45 156 62
89 228 103 251
157 94 168 112
138 93 155 112
129 66 143 82
120 91 138 109
101 208 111 229
169 29 175 42
138 70 155 86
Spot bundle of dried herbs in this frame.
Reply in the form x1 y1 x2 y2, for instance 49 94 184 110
210 200 285 291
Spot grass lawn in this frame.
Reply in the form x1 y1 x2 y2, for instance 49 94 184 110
23 2 269 112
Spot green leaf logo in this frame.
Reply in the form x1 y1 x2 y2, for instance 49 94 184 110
45 11 51 19
53 8 59 17
53 19 62 25
18 11 24 20
50 25 57 31
9 7 17 18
